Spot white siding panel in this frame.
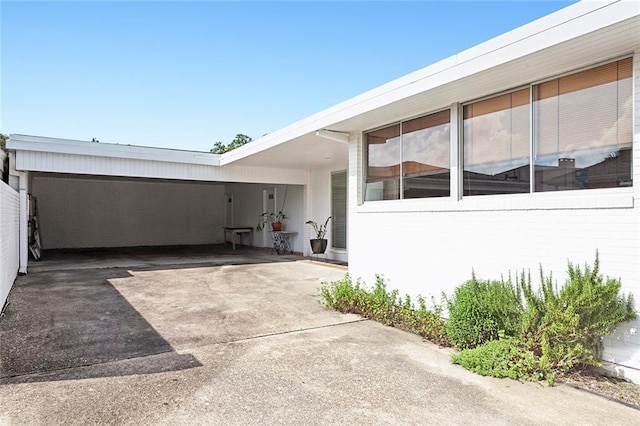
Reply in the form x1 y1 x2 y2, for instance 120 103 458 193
15 151 307 185
0 182 20 309
31 175 227 249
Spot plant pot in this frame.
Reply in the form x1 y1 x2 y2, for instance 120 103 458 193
310 238 328 254
271 222 282 232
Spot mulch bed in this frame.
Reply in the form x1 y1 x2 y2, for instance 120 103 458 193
558 366 640 410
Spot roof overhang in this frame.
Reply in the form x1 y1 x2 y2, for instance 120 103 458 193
6 134 308 184
7 134 221 166
221 0 640 169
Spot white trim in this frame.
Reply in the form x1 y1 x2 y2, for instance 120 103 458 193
316 130 349 144
8 134 221 166
357 188 634 214
19 189 28 274
451 103 462 201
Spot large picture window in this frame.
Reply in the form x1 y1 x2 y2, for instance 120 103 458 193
402 110 450 198
365 110 450 201
533 58 632 191
366 57 633 202
463 89 530 196
365 124 401 201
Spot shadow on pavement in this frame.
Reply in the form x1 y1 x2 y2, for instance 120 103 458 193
0 267 201 384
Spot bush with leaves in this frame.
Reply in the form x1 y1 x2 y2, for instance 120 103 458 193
320 274 449 346
452 337 543 381
452 253 636 384
445 275 522 349
518 254 636 378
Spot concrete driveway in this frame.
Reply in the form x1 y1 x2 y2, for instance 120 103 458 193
1 248 639 425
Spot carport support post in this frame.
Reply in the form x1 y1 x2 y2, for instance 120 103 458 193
19 187 28 274
9 152 29 274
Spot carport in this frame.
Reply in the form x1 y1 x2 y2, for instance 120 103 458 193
7 135 316 272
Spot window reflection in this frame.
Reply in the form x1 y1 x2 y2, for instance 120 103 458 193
533 58 632 191
364 57 633 202
463 89 530 196
365 124 401 201
402 110 450 198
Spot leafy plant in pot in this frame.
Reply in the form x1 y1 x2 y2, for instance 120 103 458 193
306 217 331 254
256 211 287 232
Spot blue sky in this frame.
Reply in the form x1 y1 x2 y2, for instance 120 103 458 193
1 1 577 152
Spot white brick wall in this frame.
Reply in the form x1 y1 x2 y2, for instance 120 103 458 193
347 53 640 381
0 181 20 309
350 201 639 300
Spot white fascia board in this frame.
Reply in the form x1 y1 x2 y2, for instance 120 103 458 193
7 134 221 166
220 0 638 166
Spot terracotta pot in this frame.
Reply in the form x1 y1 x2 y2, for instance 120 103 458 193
272 222 282 231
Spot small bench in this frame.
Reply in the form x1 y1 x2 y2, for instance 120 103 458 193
224 227 253 250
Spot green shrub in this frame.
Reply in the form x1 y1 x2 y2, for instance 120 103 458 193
319 274 449 346
453 253 636 384
323 253 636 386
451 338 543 382
445 275 522 349
518 253 636 376
319 273 362 313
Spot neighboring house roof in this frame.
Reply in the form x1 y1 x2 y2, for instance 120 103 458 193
367 161 448 181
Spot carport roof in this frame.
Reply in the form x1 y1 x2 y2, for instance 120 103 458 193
8 134 221 166
8 1 640 172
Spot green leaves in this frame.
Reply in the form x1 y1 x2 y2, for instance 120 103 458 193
319 274 448 346
445 276 522 349
453 253 636 384
305 217 332 239
210 133 252 154
320 253 636 386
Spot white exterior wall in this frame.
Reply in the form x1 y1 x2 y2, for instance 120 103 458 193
31 175 226 249
308 167 348 262
223 182 305 253
0 150 7 178
14 149 306 186
348 53 640 382
0 181 20 309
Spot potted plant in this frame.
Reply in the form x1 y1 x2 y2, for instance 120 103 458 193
306 216 331 254
256 211 287 232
